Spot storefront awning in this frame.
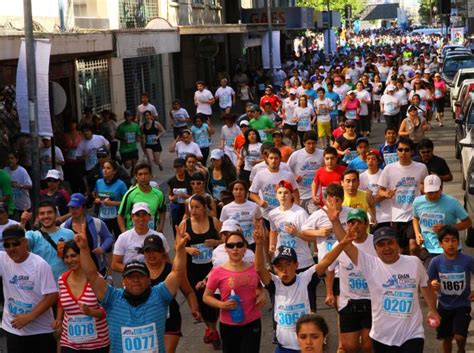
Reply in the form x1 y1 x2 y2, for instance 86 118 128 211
179 24 248 35
115 29 180 58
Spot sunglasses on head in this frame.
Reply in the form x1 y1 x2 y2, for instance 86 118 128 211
225 242 245 249
4 240 22 249
397 148 411 152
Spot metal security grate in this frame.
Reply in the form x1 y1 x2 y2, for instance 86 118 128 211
119 0 160 28
76 59 112 114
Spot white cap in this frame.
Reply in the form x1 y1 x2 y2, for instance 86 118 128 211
45 169 61 180
415 70 422 74
386 84 396 92
150 181 159 189
345 74 351 80
289 88 297 95
239 120 249 127
41 136 51 140
347 90 355 95
424 69 431 74
424 175 442 193
221 219 243 234
210 149 225 160
132 202 151 215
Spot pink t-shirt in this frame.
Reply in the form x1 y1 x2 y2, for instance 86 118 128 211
434 80 446 99
345 98 360 120
206 265 261 325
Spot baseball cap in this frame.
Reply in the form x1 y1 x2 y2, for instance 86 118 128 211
210 149 225 160
424 69 431 74
272 130 283 137
373 227 397 245
356 137 369 146
424 175 442 193
41 136 51 140
190 172 205 182
220 219 243 234
123 261 150 277
249 104 261 112
0 202 8 213
275 179 294 193
367 149 381 161
173 158 185 167
434 73 441 77
347 208 368 222
97 147 109 157
239 120 250 127
289 88 297 95
132 202 151 215
68 193 87 208
45 169 61 180
272 246 297 264
347 90 355 95
142 235 165 252
2 226 25 241
415 70 422 74
386 85 396 92
180 128 192 135
407 104 418 112
345 74 351 80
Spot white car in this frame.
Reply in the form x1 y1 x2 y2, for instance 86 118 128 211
450 68 474 108
460 128 474 190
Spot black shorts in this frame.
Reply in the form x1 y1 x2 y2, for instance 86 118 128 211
145 140 163 152
332 277 340 296
283 124 297 133
102 218 121 242
392 221 415 249
339 299 372 333
434 98 445 112
120 149 139 162
373 337 424 353
165 311 183 337
437 305 471 339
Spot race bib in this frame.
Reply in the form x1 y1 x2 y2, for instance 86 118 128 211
383 152 398 165
440 272 466 296
263 190 279 208
173 188 187 204
385 102 395 114
224 138 234 147
212 185 227 201
146 135 156 145
258 130 267 141
99 205 117 219
298 118 310 130
382 290 414 318
302 173 313 187
121 323 158 353
220 94 231 107
278 223 297 249
125 132 136 144
435 89 442 98
276 303 308 328
419 212 445 233
67 315 97 343
348 272 369 296
7 298 32 316
396 189 415 205
191 243 213 264
66 149 77 160
346 110 357 119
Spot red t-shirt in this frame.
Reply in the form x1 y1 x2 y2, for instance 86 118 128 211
260 95 282 112
313 165 346 205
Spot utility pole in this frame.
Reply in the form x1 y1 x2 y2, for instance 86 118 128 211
23 0 41 213
266 0 274 84
327 0 332 54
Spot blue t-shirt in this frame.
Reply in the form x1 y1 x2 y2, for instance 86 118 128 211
413 193 469 254
191 124 210 148
101 283 173 353
347 157 368 173
26 227 74 280
304 89 317 102
428 253 474 309
95 179 128 220
325 91 340 117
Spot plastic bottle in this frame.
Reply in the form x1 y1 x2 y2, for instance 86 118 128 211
228 289 244 323
57 238 65 258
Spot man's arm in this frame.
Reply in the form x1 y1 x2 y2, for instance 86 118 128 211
164 225 190 296
315 232 355 276
420 281 441 324
324 270 336 308
111 255 125 273
254 227 272 286
412 217 424 247
249 191 266 208
11 292 57 330
366 192 377 224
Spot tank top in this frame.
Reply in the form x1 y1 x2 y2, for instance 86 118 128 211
403 117 425 144
342 189 369 212
209 173 227 201
185 217 218 275
142 122 160 146
150 263 181 324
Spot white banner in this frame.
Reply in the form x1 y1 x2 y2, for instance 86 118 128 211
262 31 282 69
16 38 53 137
451 27 465 44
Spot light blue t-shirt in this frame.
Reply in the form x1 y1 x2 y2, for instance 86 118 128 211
191 124 210 148
26 227 74 280
95 179 128 220
325 91 340 117
413 193 469 254
101 283 172 353
347 157 368 173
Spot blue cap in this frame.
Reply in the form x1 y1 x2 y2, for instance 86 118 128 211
68 193 87 208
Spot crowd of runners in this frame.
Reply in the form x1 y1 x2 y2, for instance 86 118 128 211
0 29 473 353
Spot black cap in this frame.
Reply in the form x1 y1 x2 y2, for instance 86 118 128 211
373 227 398 245
142 235 165 252
97 147 109 157
2 225 25 241
272 246 297 264
173 158 185 167
190 172 205 182
123 261 150 277
356 137 369 146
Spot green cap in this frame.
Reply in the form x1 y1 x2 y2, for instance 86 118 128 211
347 208 368 222
249 104 261 112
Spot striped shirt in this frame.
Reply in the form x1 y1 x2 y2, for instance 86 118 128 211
58 270 110 350
100 283 172 353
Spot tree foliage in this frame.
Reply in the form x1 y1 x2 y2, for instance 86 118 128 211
297 0 367 20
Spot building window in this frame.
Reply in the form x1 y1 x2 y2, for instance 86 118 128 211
192 0 205 5
119 0 160 28
76 59 111 114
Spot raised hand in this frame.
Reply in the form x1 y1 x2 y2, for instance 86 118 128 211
74 223 89 250
322 198 340 222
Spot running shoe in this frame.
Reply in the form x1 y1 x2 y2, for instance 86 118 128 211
203 327 212 343
210 330 221 350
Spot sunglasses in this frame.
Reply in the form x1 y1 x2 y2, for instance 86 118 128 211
397 148 411 152
225 242 245 249
345 125 355 128
4 240 22 249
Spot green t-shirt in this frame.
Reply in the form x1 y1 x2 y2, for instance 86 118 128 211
118 185 166 230
117 122 141 153
249 116 275 143
0 170 14 214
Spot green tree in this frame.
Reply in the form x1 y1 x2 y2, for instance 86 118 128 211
297 0 366 20
418 0 435 24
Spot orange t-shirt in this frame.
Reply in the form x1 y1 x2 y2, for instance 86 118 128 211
278 145 294 162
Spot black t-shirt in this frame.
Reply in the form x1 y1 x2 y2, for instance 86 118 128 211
414 155 451 177
167 175 191 203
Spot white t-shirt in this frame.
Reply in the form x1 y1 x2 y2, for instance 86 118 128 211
329 234 377 310
214 86 235 109
220 125 240 149
358 251 428 346
378 161 428 222
314 98 334 122
76 135 110 171
272 266 315 350
0 219 20 250
241 143 262 172
39 146 64 180
282 98 299 125
137 103 158 122
220 200 262 245
175 141 203 160
4 166 32 210
394 88 409 106
212 245 254 267
287 148 324 200
333 84 351 109
269 204 313 269
249 169 297 219
360 169 391 223
194 89 214 115
355 90 371 116
249 161 291 182
380 94 400 116
294 107 313 132
171 108 189 128
0 252 57 336
113 229 170 264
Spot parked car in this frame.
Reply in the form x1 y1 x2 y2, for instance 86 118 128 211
459 140 474 241
441 54 474 86
455 93 474 159
453 80 474 115
441 44 465 59
441 47 471 64
450 70 474 110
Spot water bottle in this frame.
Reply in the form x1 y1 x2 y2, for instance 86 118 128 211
228 289 244 323
57 238 65 258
